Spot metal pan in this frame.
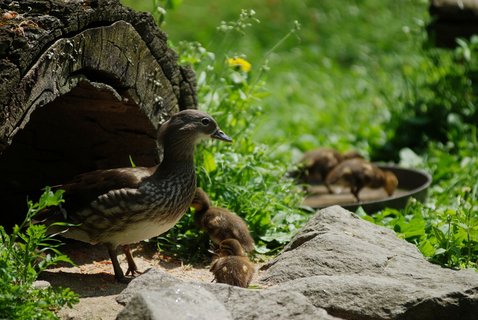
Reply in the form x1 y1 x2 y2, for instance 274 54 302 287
302 164 432 213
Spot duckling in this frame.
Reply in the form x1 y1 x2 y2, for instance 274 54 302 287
210 239 254 288
293 148 363 192
191 188 255 253
37 110 232 282
325 158 398 202
341 150 364 161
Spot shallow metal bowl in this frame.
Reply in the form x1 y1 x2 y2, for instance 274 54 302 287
302 164 432 213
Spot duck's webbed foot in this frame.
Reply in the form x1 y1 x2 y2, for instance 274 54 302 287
351 187 361 202
123 244 143 277
106 244 130 283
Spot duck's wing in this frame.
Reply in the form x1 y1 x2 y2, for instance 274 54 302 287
60 166 156 205
36 166 156 223
356 161 378 184
325 162 351 185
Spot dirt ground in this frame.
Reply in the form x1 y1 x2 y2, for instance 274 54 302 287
39 241 262 320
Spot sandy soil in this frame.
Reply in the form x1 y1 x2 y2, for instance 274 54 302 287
38 240 259 320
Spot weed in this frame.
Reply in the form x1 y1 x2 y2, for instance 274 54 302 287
0 188 78 319
361 134 478 269
373 36 478 161
155 12 309 258
120 0 478 271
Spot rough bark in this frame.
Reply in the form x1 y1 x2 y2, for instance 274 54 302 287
0 0 197 225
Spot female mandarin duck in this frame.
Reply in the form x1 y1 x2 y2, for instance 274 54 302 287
39 110 232 282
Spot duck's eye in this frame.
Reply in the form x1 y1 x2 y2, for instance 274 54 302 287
201 118 211 126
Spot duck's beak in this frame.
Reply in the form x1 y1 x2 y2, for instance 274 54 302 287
211 129 232 142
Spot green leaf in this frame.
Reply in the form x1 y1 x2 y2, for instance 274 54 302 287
0 188 78 317
202 150 217 173
434 248 447 256
129 155 136 168
419 240 435 257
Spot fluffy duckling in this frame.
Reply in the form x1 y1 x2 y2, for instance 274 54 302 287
191 188 255 253
341 150 364 160
325 158 398 202
293 148 363 192
210 239 254 288
37 110 232 282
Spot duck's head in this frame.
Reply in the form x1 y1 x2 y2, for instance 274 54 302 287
159 110 232 145
383 171 398 196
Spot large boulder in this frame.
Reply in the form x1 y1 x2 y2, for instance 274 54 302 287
117 269 339 320
260 206 478 319
116 206 478 319
202 283 338 320
117 281 232 320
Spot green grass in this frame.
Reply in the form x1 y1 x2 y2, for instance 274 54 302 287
120 0 478 269
0 188 79 319
154 19 309 258
3 2 475 318
360 138 478 269
123 0 429 160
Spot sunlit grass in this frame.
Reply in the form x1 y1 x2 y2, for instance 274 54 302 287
120 0 478 270
120 0 428 160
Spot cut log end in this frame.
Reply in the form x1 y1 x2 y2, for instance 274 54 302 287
0 0 197 226
428 0 478 48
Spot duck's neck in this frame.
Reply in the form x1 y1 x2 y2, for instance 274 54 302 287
154 136 197 176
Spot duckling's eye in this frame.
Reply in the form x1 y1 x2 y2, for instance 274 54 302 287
201 118 211 126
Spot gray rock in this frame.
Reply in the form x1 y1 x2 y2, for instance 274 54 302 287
117 206 478 319
116 268 179 305
260 205 478 319
275 275 478 320
117 269 339 320
117 282 232 320
203 283 340 320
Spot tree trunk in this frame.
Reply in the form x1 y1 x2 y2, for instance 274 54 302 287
0 0 197 225
428 0 478 48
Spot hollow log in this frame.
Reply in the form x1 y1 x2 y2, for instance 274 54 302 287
428 0 478 48
0 0 197 226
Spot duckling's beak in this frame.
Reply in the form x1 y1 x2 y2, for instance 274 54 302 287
211 129 232 142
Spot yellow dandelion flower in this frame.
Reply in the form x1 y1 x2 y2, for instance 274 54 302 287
227 57 252 72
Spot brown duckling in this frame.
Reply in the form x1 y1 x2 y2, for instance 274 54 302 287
293 148 363 192
341 150 364 161
37 110 232 282
191 188 255 253
210 239 254 288
325 158 398 202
